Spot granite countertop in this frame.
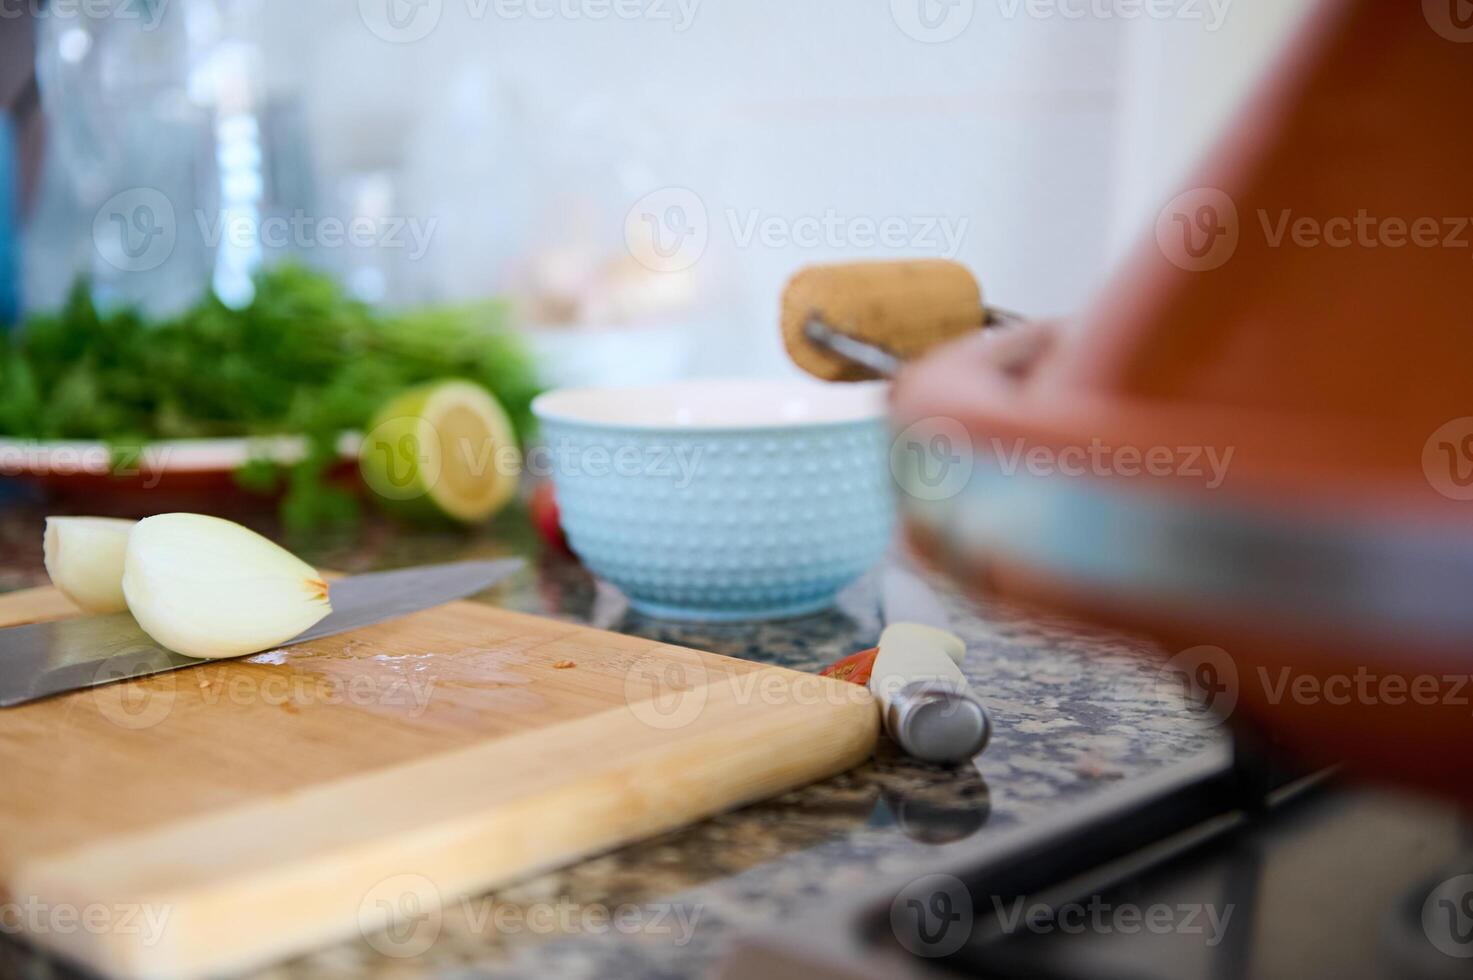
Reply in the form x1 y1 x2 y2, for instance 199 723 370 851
0 501 1219 980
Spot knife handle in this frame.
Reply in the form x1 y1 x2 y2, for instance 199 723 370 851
868 624 992 764
884 681 992 764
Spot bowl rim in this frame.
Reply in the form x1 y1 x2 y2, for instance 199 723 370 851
532 378 889 434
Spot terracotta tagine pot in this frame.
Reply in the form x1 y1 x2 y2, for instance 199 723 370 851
891 0 1473 803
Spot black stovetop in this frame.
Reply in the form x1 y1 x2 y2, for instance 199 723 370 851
947 783 1471 980
738 748 1473 980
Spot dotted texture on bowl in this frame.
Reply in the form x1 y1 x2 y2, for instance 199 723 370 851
538 421 896 621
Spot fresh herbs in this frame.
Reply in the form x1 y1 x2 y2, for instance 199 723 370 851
0 266 541 532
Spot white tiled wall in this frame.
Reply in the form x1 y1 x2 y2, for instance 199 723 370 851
301 3 1129 375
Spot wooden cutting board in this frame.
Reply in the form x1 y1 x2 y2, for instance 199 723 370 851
0 584 877 980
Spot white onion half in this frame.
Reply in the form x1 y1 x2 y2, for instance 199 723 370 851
122 514 332 660
43 517 137 613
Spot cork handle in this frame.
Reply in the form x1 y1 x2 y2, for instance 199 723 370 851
781 260 986 381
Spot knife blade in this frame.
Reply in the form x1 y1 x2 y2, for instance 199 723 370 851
879 566 957 636
873 566 992 764
0 558 524 708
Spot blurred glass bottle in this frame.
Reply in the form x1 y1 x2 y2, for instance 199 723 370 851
33 0 315 317
0 115 16 326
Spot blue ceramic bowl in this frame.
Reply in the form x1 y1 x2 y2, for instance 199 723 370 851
533 379 895 621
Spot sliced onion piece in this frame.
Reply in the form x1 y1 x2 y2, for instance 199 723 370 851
122 513 332 660
44 517 137 613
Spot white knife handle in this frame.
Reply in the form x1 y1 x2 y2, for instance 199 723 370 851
868 623 991 764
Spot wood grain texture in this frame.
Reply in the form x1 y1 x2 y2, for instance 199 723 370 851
0 584 878 980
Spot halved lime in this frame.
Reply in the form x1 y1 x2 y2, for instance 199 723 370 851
359 380 521 524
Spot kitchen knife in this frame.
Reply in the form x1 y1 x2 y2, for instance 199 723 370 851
0 558 524 707
873 566 993 764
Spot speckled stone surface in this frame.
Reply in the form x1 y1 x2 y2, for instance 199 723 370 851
0 500 1219 980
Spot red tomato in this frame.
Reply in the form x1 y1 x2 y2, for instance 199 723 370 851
529 482 573 557
819 647 879 685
